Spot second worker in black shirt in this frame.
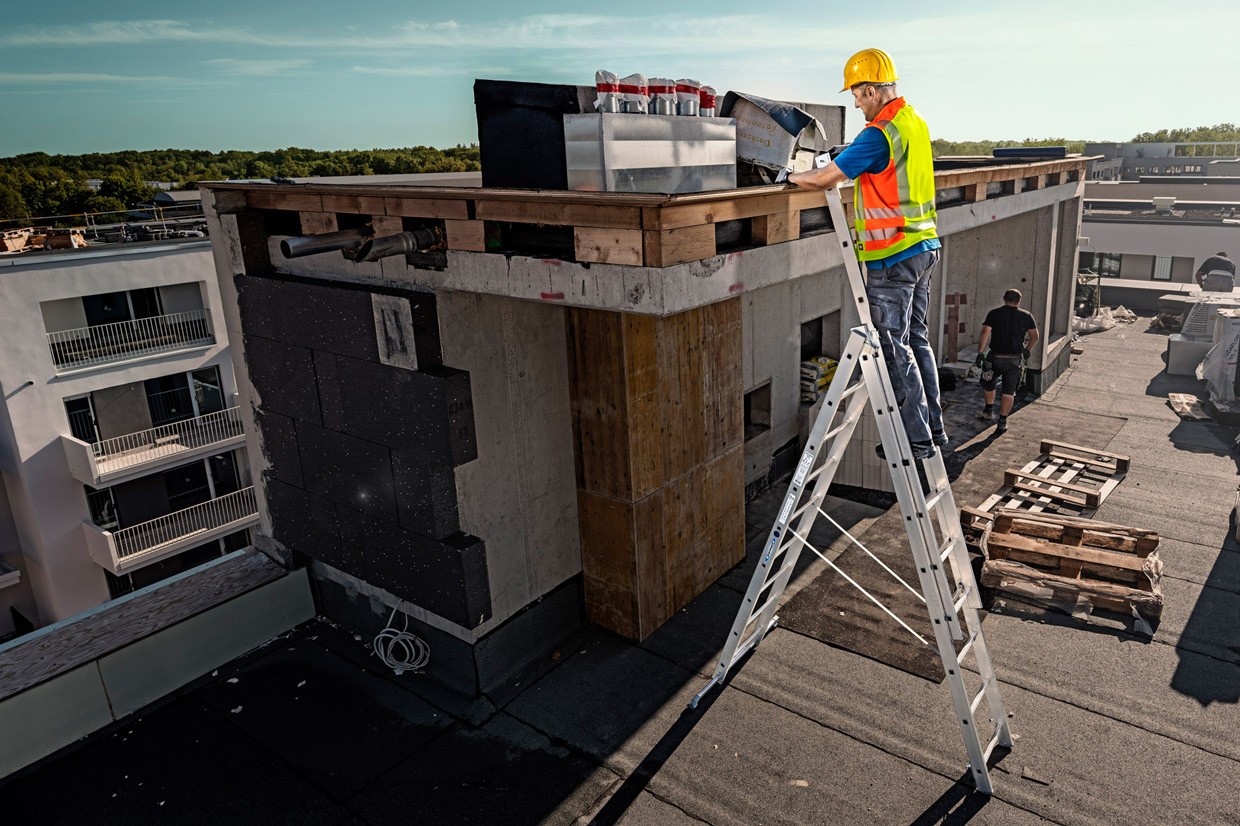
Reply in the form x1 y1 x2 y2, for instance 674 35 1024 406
976 289 1039 435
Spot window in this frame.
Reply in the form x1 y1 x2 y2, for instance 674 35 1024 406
1152 256 1173 281
1080 252 1122 278
744 382 772 442
84 485 118 530
64 396 98 443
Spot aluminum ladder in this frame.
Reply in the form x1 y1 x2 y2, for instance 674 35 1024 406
690 186 1012 795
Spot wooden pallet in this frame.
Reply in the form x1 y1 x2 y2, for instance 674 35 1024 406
208 157 1086 269
980 509 1163 621
961 439 1129 538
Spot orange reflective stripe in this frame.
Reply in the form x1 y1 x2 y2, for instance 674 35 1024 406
862 233 906 251
861 216 905 230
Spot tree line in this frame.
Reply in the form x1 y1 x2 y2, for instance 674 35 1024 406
4 124 1238 229
0 145 481 228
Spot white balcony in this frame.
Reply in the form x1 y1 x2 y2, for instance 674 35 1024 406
63 407 246 486
82 486 259 575
47 309 214 372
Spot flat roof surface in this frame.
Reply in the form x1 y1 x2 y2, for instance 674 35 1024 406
3 316 1238 824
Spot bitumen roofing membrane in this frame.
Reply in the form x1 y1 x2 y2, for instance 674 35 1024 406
4 315 1239 825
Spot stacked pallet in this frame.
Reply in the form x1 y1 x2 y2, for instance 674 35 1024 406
980 509 1163 622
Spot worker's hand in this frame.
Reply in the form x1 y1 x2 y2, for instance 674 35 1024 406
774 167 793 184
973 353 987 370
1022 347 1032 360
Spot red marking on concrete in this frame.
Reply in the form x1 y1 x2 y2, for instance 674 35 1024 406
539 258 563 266
728 283 745 294
540 292 565 301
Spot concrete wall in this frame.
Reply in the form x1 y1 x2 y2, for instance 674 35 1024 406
741 270 843 486
0 242 236 627
159 281 208 315
437 291 581 637
1083 219 1239 278
0 466 34 638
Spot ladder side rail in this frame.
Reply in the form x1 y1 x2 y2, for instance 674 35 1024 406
694 334 869 702
857 349 964 640
923 452 975 596
926 598 998 794
828 188 962 630
956 614 1013 749
823 188 875 330
745 363 875 640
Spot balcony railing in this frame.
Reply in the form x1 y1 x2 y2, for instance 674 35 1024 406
83 486 259 574
62 407 246 485
47 309 214 371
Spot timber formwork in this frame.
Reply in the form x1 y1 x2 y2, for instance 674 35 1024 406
205 157 1089 642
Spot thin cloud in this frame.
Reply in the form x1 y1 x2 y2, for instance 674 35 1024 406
350 65 512 78
0 71 180 83
202 58 311 76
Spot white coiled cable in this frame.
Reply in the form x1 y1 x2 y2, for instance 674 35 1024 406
372 602 430 676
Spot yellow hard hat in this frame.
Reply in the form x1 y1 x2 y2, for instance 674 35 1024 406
840 48 899 93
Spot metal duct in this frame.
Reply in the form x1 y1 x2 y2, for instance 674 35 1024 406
280 227 372 259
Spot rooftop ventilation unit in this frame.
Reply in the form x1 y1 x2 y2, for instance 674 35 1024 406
1152 196 1176 213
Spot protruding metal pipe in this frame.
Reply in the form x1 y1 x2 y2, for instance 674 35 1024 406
280 227 372 259
353 227 444 262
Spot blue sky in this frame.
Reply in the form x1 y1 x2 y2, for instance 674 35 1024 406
1 0 1237 156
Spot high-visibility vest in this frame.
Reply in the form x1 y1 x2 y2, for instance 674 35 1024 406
853 97 938 262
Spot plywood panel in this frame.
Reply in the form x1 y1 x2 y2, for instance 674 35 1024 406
567 308 632 499
624 314 665 501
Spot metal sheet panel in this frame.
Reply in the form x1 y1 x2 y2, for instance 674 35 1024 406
564 113 737 194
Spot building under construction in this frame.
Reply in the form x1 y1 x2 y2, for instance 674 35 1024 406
197 79 1085 693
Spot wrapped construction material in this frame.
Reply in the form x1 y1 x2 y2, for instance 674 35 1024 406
675 78 701 116
699 85 717 117
799 356 838 402
619 73 648 114
595 70 621 113
649 77 676 115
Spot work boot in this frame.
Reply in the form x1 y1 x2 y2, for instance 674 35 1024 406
931 429 950 447
977 408 995 422
995 417 1008 434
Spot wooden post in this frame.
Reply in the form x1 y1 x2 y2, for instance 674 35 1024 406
566 299 745 639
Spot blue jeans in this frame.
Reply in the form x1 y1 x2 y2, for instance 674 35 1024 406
865 249 943 444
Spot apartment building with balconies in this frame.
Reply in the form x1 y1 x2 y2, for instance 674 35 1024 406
0 238 257 640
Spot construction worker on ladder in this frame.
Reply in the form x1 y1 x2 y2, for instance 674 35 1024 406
783 48 945 459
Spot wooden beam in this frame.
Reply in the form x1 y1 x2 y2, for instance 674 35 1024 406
384 196 470 220
246 189 323 212
1003 469 1102 509
986 532 1148 573
475 200 642 229
573 226 644 266
643 225 716 267
443 219 487 252
321 193 387 216
752 212 800 246
298 211 336 234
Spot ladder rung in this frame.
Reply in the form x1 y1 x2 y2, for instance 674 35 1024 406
953 585 973 615
924 489 946 511
983 730 1005 762
745 594 781 629
938 537 954 563
958 632 978 663
970 677 992 714
838 381 865 401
